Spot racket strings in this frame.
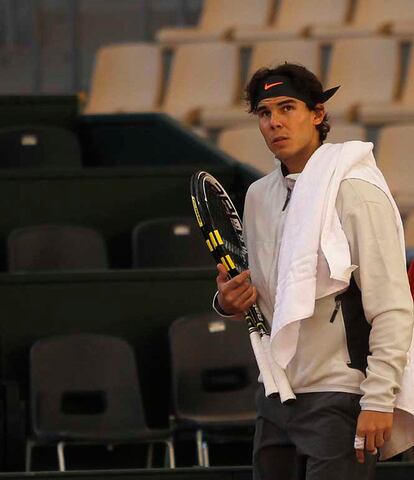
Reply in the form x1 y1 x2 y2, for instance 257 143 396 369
205 182 248 271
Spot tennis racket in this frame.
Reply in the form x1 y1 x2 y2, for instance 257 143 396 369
190 170 295 404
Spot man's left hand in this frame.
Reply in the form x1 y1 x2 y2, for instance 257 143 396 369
355 410 393 463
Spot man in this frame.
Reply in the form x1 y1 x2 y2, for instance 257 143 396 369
213 63 413 479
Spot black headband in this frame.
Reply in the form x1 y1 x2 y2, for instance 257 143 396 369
255 75 340 110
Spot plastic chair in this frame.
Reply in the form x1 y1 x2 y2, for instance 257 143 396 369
132 217 212 268
375 125 414 213
217 125 275 174
359 48 414 125
0 126 81 169
26 334 175 471
161 42 240 124
234 0 350 43
201 39 321 129
169 312 258 466
157 0 273 47
84 43 162 114
312 0 414 39
324 37 399 121
7 225 109 272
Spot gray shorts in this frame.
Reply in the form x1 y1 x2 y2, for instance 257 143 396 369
253 387 377 480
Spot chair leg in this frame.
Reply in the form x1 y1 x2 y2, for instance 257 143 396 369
146 443 154 468
196 430 204 466
25 440 34 472
165 439 176 468
57 441 66 472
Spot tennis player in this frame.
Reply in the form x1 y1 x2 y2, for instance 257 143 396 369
213 63 414 479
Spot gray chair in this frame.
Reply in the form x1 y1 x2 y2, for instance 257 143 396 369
132 217 212 268
26 334 175 471
0 126 82 169
7 224 108 272
169 312 258 466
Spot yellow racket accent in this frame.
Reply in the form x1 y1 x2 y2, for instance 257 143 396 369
206 239 213 252
221 257 230 271
191 196 203 227
209 231 218 248
225 255 235 269
214 229 224 245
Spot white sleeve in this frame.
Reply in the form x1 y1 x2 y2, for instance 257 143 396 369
340 180 414 412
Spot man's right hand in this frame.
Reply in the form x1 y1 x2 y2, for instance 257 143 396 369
216 263 257 316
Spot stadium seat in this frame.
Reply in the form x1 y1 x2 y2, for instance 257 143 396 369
7 225 109 272
84 43 162 114
131 217 212 268
323 37 399 121
217 125 275 174
26 334 175 471
156 0 273 47
326 122 366 143
0 126 82 168
201 39 321 129
358 45 414 125
161 42 239 124
375 125 414 213
77 0 148 91
312 0 414 39
169 313 258 466
233 0 350 43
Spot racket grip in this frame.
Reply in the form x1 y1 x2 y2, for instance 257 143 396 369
249 331 278 397
249 331 296 404
261 334 296 404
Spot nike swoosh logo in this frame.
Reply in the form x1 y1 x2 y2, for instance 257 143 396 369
264 81 284 90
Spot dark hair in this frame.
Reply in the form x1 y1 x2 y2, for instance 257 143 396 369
245 63 331 143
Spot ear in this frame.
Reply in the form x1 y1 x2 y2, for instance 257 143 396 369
313 104 325 126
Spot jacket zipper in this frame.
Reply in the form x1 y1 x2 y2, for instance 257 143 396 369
329 299 342 323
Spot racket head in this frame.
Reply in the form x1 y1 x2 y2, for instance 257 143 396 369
190 170 248 277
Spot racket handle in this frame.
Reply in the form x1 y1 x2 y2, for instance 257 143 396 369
249 331 278 397
261 334 296 404
249 330 296 404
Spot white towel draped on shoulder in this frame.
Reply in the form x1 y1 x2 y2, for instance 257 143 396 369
270 141 404 367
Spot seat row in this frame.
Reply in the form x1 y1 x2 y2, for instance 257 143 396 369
26 315 257 471
5 219 211 272
84 36 414 129
2 119 411 216
156 0 414 47
4 214 414 273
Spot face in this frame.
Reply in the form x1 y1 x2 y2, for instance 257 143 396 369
257 96 324 172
